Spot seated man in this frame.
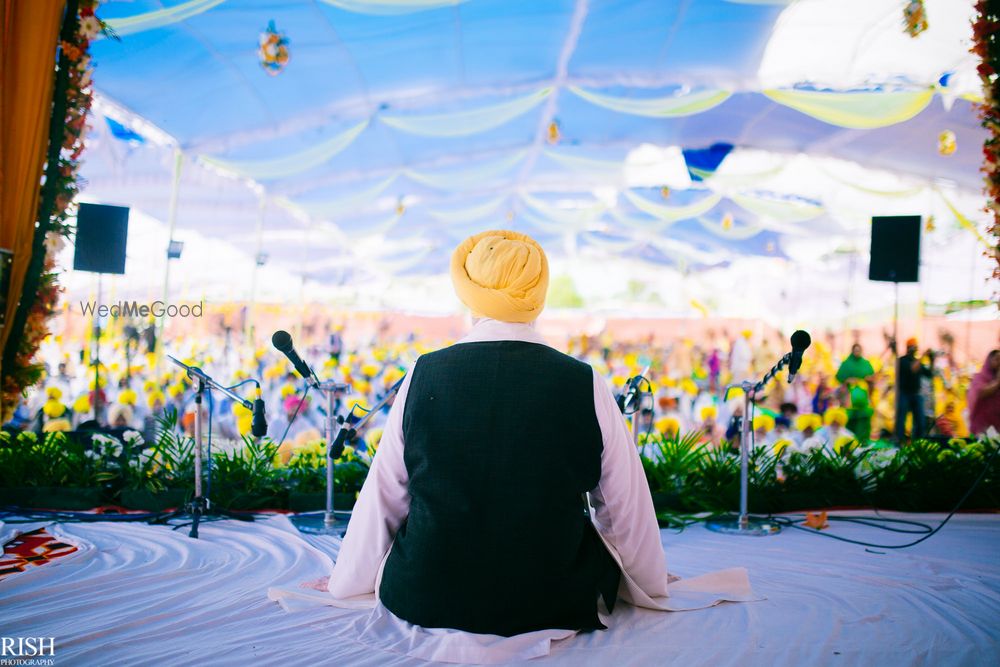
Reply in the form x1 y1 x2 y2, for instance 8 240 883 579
324 230 753 660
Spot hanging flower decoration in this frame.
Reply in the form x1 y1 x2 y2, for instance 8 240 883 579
903 0 928 38
547 120 561 145
660 186 671 200
1 0 112 420
395 196 406 216
972 0 1000 299
258 21 290 76
925 215 936 233
937 129 957 156
721 212 734 231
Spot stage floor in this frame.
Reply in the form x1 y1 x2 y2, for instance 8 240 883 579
1 511 998 666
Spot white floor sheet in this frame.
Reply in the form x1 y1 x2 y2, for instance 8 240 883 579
1 511 998 666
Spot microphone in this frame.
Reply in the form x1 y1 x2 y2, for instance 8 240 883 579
251 384 268 437
616 366 649 413
272 330 316 384
787 330 811 383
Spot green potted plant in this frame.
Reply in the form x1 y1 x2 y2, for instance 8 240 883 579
0 430 104 509
209 435 287 511
282 440 369 512
119 412 194 511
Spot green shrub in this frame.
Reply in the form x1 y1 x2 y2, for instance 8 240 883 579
0 430 98 488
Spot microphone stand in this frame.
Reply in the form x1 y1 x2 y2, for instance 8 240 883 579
705 353 792 537
156 355 257 538
294 377 404 535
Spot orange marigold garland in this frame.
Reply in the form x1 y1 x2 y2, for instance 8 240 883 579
258 21 290 76
903 0 929 38
972 0 1000 303
0 0 112 421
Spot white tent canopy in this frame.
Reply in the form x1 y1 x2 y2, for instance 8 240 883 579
69 0 995 322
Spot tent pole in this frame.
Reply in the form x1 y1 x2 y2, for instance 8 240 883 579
295 222 310 344
158 149 184 358
966 235 975 365
246 194 265 346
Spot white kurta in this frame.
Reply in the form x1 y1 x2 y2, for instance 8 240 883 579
269 319 759 663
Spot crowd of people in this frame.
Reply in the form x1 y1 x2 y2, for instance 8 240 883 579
578 330 998 455
5 319 999 461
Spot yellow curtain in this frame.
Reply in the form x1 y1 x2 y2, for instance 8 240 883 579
0 0 65 365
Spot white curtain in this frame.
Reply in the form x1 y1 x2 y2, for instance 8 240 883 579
542 149 625 181
697 216 763 240
520 193 606 228
341 214 402 240
405 151 527 190
381 89 551 137
426 197 507 224
292 174 398 219
319 0 467 15
611 208 681 234
569 87 731 117
727 192 824 223
200 120 369 180
623 190 722 222
103 0 225 37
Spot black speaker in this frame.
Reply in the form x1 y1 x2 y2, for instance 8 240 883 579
869 215 920 283
73 203 129 274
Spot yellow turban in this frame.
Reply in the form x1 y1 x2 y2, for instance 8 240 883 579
147 390 165 409
795 413 823 432
43 399 67 419
772 438 792 457
450 230 548 323
73 394 90 413
824 407 849 427
43 418 71 432
655 416 680 436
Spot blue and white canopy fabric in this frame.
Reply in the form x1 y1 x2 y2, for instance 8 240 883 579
77 0 994 317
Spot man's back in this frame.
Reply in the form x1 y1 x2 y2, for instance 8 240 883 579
378 340 619 636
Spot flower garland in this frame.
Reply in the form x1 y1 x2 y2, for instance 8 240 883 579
258 20 289 76
0 0 110 421
972 0 1000 301
903 0 928 38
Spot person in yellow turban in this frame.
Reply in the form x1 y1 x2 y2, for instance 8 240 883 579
43 396 68 419
896 337 931 440
794 413 824 452
73 394 91 417
108 403 134 429
43 418 72 432
655 415 681 439
449 229 548 323
819 407 854 452
752 413 775 446
319 229 753 655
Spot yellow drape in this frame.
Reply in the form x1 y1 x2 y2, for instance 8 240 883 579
0 0 65 376
763 88 935 130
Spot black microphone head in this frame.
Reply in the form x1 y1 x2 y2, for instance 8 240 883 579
791 330 811 352
251 398 267 438
272 330 293 354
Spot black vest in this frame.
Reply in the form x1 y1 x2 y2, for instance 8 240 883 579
378 340 620 636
